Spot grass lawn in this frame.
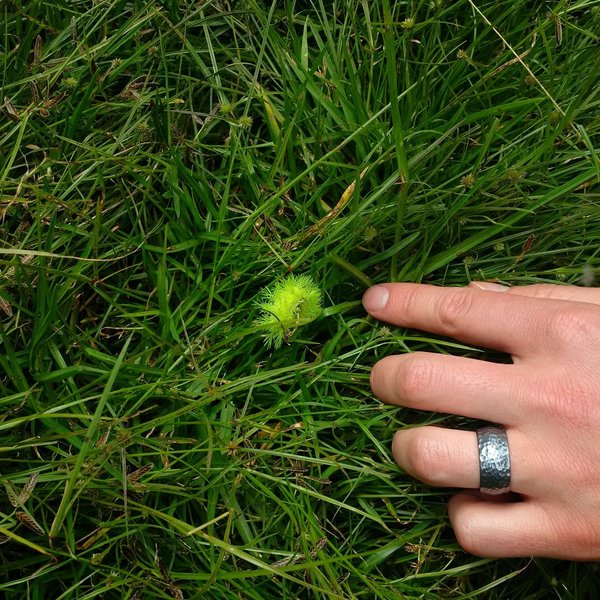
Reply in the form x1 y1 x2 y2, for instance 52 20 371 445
1 0 599 597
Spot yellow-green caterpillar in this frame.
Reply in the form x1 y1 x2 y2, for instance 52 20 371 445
255 274 323 348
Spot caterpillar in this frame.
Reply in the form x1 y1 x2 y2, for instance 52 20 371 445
255 274 323 349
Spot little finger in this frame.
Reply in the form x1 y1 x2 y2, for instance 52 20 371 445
448 493 590 559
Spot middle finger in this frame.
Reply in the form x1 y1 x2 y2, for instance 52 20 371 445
371 352 524 425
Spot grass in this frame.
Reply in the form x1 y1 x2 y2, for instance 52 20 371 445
0 0 599 597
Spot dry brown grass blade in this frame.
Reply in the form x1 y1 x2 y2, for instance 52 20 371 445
295 167 368 246
492 32 537 75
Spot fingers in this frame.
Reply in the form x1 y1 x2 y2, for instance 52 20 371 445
371 352 523 424
367 281 600 558
362 283 551 356
471 281 600 306
392 427 594 557
448 493 576 559
392 428 480 489
392 427 529 494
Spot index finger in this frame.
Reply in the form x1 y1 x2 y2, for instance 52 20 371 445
362 283 550 356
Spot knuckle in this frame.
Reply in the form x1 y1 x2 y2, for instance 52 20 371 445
400 284 425 318
436 288 475 334
541 373 597 427
396 354 438 402
547 306 600 349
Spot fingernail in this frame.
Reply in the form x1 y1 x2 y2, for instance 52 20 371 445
363 285 390 312
470 281 509 292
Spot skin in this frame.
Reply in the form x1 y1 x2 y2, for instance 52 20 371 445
363 281 600 559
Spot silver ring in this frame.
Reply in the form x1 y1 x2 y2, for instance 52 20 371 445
477 426 511 495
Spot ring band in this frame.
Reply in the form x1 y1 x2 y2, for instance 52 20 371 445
477 426 511 495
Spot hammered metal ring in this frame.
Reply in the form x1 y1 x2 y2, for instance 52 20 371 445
477 426 511 495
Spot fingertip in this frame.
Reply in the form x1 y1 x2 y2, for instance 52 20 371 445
369 360 379 397
362 285 390 313
390 427 408 463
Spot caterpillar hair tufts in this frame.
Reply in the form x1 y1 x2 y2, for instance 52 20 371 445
255 274 323 349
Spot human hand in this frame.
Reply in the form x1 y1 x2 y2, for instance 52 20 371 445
363 281 600 559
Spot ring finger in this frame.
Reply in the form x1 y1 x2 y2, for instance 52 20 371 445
392 426 533 494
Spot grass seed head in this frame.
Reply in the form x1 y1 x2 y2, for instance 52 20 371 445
461 173 476 188
238 115 253 129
